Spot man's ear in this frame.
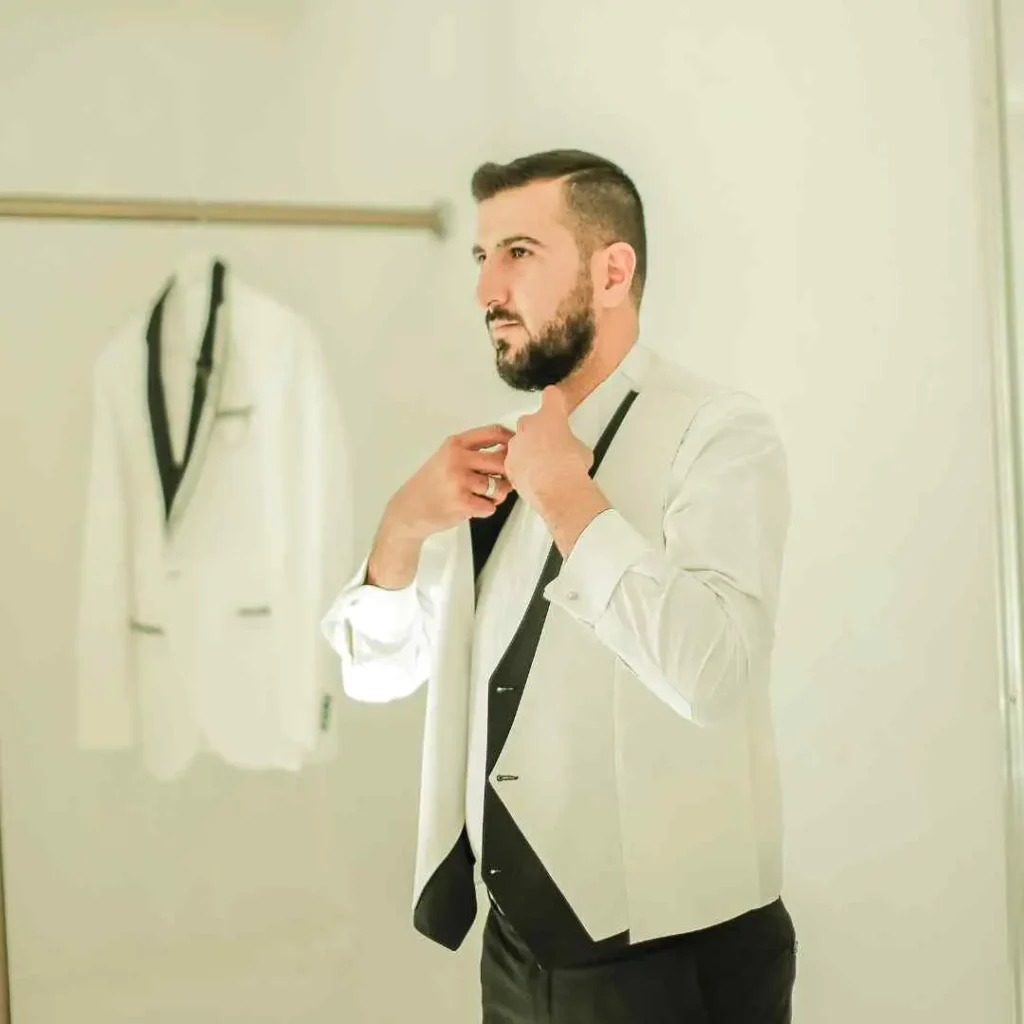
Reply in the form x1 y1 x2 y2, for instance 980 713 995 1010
593 241 637 309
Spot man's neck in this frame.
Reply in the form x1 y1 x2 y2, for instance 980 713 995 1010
559 331 638 414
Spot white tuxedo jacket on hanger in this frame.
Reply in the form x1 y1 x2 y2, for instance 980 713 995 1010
76 259 351 780
322 342 791 946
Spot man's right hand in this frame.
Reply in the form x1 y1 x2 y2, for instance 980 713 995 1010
385 424 516 541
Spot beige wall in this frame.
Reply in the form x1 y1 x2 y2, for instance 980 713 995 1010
0 1 1017 1022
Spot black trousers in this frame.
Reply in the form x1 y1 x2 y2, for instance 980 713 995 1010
480 896 797 1024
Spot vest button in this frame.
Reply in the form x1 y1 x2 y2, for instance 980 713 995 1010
488 868 502 876
566 590 579 600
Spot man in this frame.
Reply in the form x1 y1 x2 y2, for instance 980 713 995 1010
321 150 795 1022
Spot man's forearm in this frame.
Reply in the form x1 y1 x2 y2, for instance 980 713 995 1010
535 476 614 558
366 504 427 589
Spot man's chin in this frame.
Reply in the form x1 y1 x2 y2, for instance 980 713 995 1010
496 371 533 392
496 366 566 392
495 361 537 392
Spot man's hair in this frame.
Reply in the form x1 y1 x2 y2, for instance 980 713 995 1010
471 149 647 307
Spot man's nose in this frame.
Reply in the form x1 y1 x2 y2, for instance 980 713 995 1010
476 263 510 310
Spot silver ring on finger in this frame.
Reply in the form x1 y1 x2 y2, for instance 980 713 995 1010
484 474 498 499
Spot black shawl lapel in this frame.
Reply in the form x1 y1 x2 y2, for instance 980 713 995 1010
144 259 228 526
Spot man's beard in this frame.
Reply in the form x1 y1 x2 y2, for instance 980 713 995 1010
488 275 595 392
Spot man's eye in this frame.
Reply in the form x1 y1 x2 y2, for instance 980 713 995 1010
510 247 530 258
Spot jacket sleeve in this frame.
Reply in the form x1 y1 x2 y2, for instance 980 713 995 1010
75 354 135 749
543 390 791 726
320 526 453 704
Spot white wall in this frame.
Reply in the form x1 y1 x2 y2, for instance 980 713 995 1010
493 1 1013 1021
0 2 1017 1023
0 3 507 1022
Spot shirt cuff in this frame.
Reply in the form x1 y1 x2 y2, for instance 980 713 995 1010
321 551 420 646
543 509 654 626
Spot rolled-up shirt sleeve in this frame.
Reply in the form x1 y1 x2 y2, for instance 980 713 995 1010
321 530 453 703
543 390 791 726
327 556 421 643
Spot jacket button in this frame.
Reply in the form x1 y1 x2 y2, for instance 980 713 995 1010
488 868 502 876
566 590 579 600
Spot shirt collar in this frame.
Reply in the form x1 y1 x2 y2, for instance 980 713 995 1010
566 341 651 448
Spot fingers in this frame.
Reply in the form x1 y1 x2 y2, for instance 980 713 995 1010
469 471 512 501
457 424 516 450
447 424 516 520
467 487 511 517
468 497 500 517
465 448 509 476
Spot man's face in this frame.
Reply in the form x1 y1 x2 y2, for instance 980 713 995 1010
472 179 596 392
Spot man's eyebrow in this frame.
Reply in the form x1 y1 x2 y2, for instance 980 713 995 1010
471 235 546 258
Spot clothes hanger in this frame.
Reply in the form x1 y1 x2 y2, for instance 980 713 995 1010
170 248 217 292
162 194 228 358
168 210 224 297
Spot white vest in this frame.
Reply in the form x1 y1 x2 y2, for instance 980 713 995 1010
331 351 787 947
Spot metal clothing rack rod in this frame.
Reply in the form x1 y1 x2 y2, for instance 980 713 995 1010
0 193 450 238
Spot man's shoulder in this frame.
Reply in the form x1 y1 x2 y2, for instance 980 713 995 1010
640 351 782 443
638 351 742 427
640 348 728 401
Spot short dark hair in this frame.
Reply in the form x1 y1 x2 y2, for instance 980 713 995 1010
471 149 647 307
